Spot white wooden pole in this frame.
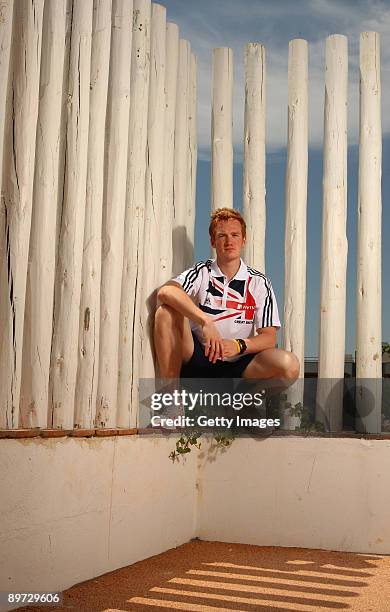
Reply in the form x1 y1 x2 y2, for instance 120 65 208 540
74 0 112 429
172 38 190 276
211 47 233 211
283 39 308 429
242 43 266 272
0 0 13 423
0 0 14 421
158 21 178 286
0 0 44 429
95 0 133 429
186 51 197 269
356 31 382 434
139 2 166 379
117 0 151 428
49 0 93 429
316 35 348 432
19 0 67 429
0 0 13 199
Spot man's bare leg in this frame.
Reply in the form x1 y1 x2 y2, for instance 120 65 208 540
239 349 300 427
154 304 194 378
243 347 300 386
153 305 195 426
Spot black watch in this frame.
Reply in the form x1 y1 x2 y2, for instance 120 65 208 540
236 338 247 355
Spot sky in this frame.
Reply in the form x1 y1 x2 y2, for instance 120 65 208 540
162 0 390 357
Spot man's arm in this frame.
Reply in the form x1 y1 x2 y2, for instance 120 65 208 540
221 327 277 359
245 327 277 353
157 282 224 363
158 282 206 326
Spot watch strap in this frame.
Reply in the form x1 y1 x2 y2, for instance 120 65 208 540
236 338 247 355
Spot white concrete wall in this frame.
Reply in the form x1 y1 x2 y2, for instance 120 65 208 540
197 437 390 555
1 436 390 612
0 436 197 610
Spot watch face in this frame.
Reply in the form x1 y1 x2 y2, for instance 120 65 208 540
238 339 247 353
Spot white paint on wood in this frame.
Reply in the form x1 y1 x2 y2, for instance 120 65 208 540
0 0 13 196
95 0 133 429
20 0 68 429
74 0 112 429
0 4 13 421
139 2 166 380
356 31 382 434
49 0 93 429
172 38 190 276
0 0 44 429
158 21 178 286
211 47 233 211
282 39 308 428
186 52 197 269
316 35 348 432
242 43 266 272
117 0 151 428
0 12 383 439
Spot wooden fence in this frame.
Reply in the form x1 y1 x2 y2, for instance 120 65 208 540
0 0 382 433
0 0 197 431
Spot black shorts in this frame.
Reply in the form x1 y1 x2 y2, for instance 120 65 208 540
180 332 256 379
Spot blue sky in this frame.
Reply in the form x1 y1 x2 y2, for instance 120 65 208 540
162 0 390 357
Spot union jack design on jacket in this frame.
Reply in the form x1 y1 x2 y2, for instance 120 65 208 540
172 259 280 362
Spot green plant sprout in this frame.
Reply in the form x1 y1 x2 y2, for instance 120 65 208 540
169 431 235 461
213 432 235 448
169 431 201 461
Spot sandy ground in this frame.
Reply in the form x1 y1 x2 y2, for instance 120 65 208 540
18 540 390 612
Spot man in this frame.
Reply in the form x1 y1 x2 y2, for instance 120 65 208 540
154 208 299 383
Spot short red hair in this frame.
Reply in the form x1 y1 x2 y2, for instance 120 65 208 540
209 208 246 241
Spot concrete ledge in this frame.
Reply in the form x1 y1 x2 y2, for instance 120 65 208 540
197 437 390 555
2 434 390 612
0 428 138 439
0 436 197 603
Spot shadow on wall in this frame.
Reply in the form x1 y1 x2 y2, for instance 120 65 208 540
172 225 195 277
142 225 193 373
145 287 158 366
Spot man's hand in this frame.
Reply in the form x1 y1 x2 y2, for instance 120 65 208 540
201 318 224 363
220 339 241 359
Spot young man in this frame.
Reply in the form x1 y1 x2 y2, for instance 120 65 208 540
154 208 299 383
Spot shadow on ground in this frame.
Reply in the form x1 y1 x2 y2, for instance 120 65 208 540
18 540 390 612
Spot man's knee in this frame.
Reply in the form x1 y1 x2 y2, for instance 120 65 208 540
277 350 300 381
155 303 181 329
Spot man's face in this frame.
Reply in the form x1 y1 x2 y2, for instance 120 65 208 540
211 219 246 262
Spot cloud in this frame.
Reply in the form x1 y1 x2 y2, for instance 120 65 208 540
163 0 390 159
